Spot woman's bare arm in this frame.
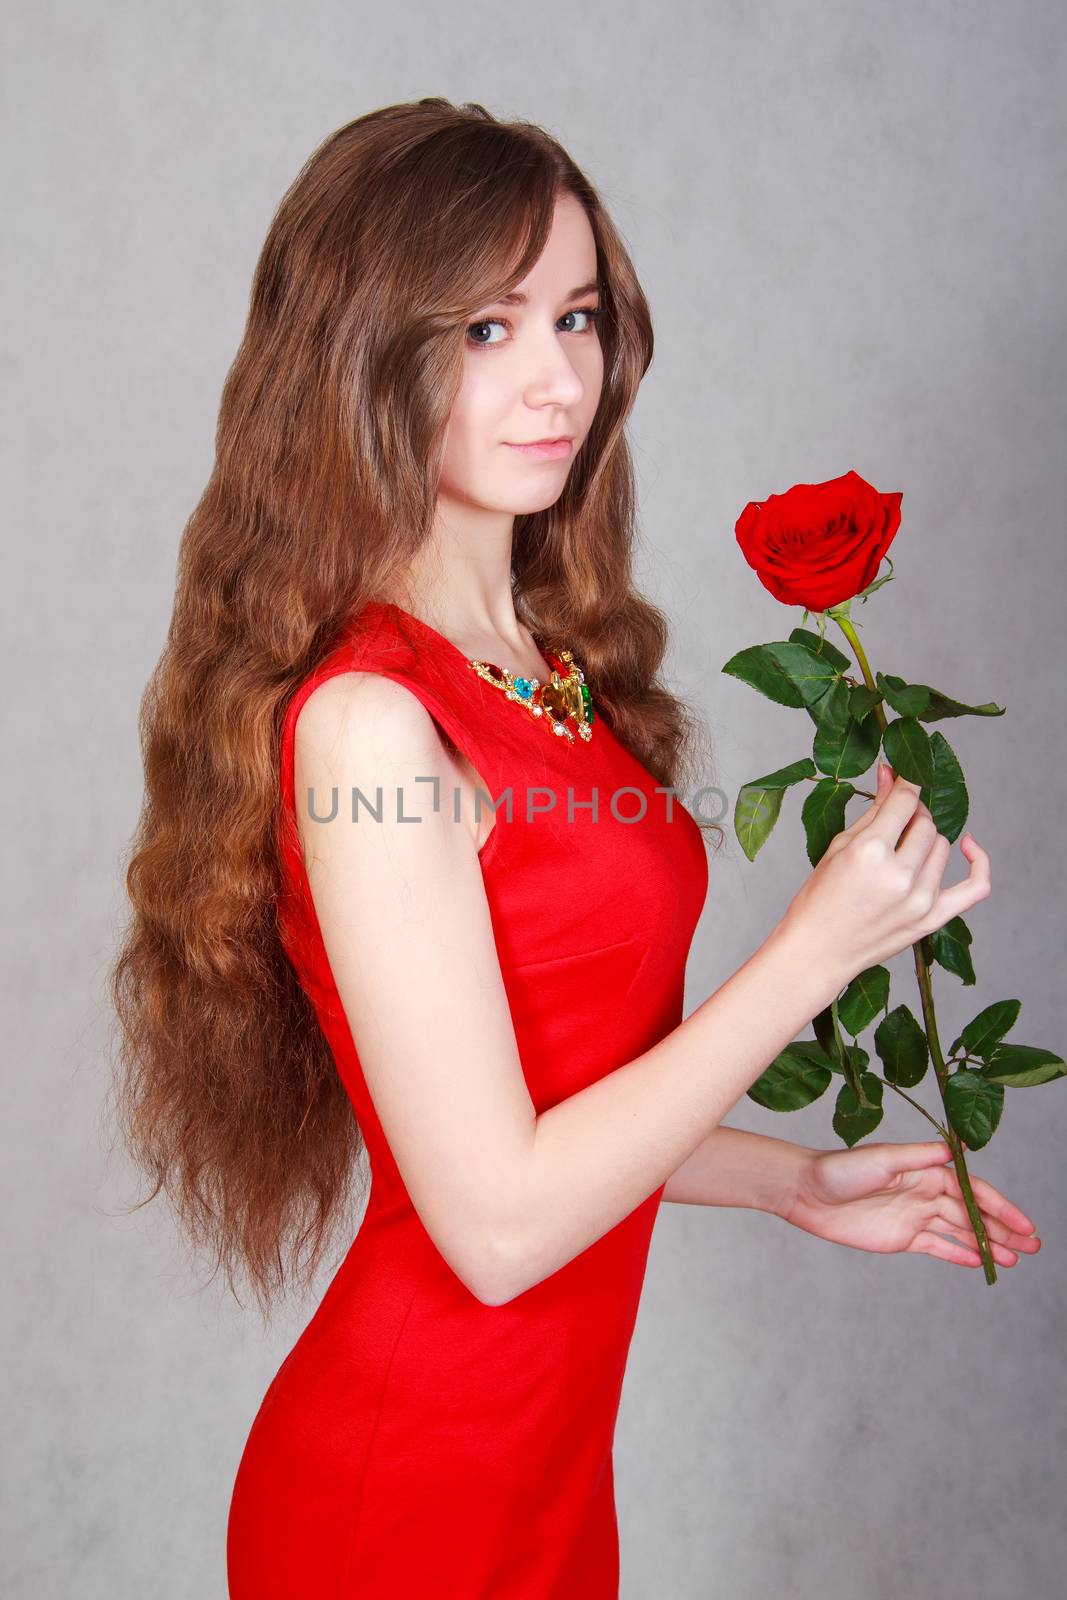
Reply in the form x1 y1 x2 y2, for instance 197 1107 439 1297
509 921 836 1296
661 1124 818 1216
295 673 988 1306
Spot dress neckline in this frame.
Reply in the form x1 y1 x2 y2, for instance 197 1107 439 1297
360 597 562 687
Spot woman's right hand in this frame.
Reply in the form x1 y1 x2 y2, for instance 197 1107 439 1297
779 762 992 990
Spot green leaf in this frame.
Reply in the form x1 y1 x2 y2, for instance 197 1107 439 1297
948 999 1021 1060
746 757 820 790
882 716 936 785
848 684 883 722
982 1043 1066 1088
721 644 807 708
734 758 818 861
762 642 840 722
787 627 852 673
801 778 856 866
847 1043 870 1076
837 966 891 1036
876 672 930 718
811 1009 867 1082
809 676 852 738
747 1043 834 1111
876 671 1006 722
945 1070 1004 1149
734 785 785 862
833 1073 885 1146
920 687 1006 720
791 1039 840 1073
918 732 969 843
813 706 883 780
874 1004 930 1087
812 1003 840 1063
792 1039 838 1066
930 916 976 985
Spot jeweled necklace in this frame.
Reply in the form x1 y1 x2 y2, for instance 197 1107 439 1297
467 647 594 744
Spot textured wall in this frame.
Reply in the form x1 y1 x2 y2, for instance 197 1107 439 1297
3 2 1064 1595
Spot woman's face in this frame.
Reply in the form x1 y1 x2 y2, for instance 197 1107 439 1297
439 192 605 517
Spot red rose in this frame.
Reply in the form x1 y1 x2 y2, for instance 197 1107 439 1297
734 469 902 612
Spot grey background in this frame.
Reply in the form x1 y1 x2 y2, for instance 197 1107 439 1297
4 2 1065 1595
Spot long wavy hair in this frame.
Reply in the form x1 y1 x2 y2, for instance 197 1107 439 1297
108 97 724 1323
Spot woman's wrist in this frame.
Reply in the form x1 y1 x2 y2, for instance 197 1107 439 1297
763 909 851 1021
663 1123 820 1216
754 1129 820 1221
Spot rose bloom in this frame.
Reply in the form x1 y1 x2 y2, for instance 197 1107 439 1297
734 468 902 612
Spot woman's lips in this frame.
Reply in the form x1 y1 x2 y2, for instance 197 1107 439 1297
506 439 574 460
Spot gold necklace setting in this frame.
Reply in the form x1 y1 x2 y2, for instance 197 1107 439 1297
468 649 594 744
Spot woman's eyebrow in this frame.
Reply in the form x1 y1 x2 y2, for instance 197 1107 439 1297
493 279 601 307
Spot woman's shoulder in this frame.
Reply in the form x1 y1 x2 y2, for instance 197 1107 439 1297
293 666 447 759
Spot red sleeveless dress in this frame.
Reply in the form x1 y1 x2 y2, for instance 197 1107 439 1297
226 599 709 1598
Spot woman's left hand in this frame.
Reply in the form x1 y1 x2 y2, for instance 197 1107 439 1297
786 1139 1042 1268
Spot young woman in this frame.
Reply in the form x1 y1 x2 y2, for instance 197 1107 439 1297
110 99 1038 1597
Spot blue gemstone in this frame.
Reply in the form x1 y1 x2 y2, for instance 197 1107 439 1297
513 677 534 700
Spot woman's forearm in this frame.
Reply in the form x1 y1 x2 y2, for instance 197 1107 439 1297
496 918 846 1303
660 1123 817 1217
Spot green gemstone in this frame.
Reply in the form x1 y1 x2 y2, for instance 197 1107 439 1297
580 682 594 724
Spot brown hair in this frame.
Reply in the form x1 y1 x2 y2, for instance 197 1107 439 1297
107 97 724 1323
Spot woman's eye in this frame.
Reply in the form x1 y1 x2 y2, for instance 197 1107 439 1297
466 319 509 348
466 306 603 349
